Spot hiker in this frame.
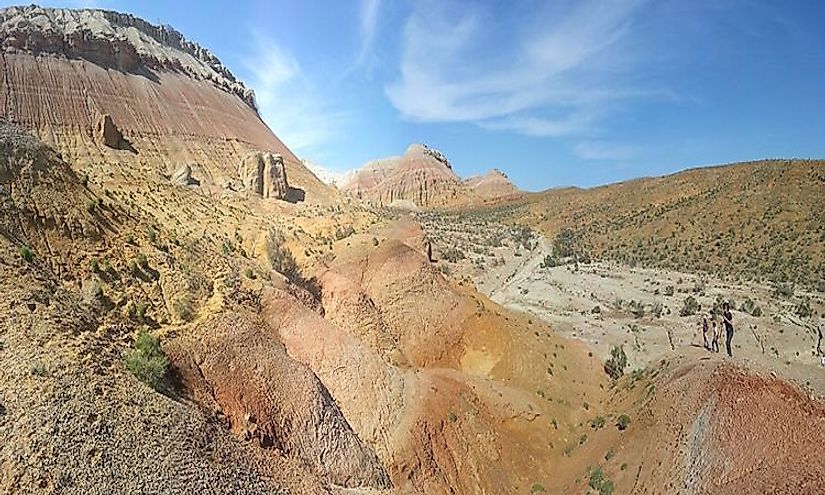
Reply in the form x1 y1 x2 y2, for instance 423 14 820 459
722 302 734 357
711 317 720 353
701 315 710 350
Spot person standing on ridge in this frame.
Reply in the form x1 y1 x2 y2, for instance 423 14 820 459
722 302 734 357
701 315 710 350
711 317 720 353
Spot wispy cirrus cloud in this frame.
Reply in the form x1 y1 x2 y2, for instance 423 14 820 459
355 0 381 68
574 141 638 161
385 0 654 139
243 34 347 156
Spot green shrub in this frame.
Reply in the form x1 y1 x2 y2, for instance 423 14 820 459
795 298 813 318
680 295 700 316
91 282 104 301
267 228 299 279
244 267 256 279
30 360 47 376
604 345 627 380
530 483 546 493
664 285 675 296
591 416 606 429
588 467 615 495
172 295 194 322
19 245 34 263
86 198 96 213
540 254 559 269
617 414 631 431
442 247 466 263
589 468 606 490
125 331 169 390
774 282 794 298
135 301 148 322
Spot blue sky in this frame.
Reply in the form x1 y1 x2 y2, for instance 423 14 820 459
11 0 825 190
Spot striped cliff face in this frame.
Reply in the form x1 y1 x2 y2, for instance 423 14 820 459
0 5 336 204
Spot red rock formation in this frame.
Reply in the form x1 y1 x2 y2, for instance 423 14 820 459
0 5 334 203
340 144 470 208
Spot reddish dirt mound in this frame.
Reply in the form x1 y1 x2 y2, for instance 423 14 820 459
167 310 390 489
616 357 825 494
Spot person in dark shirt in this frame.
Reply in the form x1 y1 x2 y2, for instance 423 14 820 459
701 315 710 350
722 302 734 357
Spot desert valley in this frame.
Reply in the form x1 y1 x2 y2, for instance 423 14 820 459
0 5 823 495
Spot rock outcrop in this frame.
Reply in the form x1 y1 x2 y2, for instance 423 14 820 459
94 114 125 149
170 163 199 186
240 152 289 200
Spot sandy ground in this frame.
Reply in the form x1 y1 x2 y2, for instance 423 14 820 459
428 228 825 396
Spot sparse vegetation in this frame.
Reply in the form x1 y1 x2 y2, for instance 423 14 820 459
795 297 813 318
442 247 466 263
680 295 700 316
30 360 47 376
267 227 300 279
125 331 169 390
172 294 194 322
604 345 627 380
540 254 559 269
19 245 34 263
589 468 609 492
617 414 631 431
530 483 546 493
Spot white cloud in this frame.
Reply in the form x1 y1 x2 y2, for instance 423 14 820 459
574 141 637 161
355 0 381 68
480 110 599 138
243 35 346 155
385 0 652 137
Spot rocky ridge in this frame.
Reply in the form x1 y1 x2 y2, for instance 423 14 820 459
0 5 256 108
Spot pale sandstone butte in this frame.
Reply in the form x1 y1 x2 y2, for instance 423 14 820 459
464 168 519 199
0 5 333 203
